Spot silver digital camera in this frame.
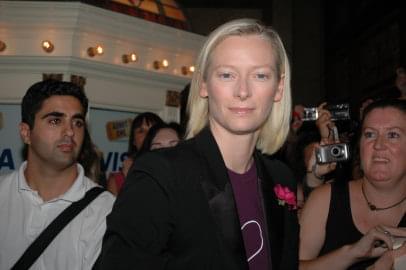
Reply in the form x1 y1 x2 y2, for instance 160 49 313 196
315 143 350 164
303 103 351 121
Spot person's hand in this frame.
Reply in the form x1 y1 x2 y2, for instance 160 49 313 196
349 226 397 264
307 142 337 174
305 142 336 188
366 227 406 270
368 244 406 270
316 102 336 143
291 104 305 132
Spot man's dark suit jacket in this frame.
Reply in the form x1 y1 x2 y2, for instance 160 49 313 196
98 128 299 270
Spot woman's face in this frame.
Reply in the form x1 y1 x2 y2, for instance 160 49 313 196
133 119 152 150
150 128 180 150
360 107 406 185
200 35 284 138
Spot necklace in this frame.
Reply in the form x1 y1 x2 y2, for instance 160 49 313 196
361 181 406 211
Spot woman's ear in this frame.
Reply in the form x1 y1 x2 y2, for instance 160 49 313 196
273 74 285 102
199 82 208 98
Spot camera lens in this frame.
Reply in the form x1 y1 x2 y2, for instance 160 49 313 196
330 146 342 157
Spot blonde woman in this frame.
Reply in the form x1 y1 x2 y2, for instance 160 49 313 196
99 18 298 270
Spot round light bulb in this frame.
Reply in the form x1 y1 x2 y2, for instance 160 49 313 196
42 40 54 53
96 45 103 55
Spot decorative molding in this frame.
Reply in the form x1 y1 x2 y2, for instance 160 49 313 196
0 1 201 121
43 73 63 81
0 1 204 78
0 56 190 87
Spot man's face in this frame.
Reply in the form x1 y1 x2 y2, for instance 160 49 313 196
20 95 85 170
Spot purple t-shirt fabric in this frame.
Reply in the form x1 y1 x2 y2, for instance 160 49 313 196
228 163 271 270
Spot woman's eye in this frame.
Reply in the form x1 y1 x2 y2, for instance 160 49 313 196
387 131 400 139
363 131 375 139
136 128 146 134
218 72 233 80
254 73 269 80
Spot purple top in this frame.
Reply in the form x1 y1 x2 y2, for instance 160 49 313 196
228 163 271 270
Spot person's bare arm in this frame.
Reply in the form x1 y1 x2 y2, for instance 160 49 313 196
299 184 331 267
107 173 119 196
300 185 395 270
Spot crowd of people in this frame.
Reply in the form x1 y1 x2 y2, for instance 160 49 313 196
0 18 405 270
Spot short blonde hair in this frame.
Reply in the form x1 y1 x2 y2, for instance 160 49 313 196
186 18 292 155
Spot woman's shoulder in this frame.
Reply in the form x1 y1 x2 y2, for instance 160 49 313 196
260 152 292 169
136 139 199 166
131 139 202 180
259 153 297 186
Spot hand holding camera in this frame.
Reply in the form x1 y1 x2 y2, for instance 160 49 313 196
306 141 337 188
312 103 351 164
315 143 350 164
302 102 351 122
315 102 337 142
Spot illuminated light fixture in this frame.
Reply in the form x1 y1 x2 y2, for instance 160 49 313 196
181 65 195 75
41 40 54 53
0 41 6 52
122 53 138 64
87 45 104 57
153 59 169 69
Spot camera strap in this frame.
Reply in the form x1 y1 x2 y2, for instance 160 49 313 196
332 126 339 141
11 186 105 270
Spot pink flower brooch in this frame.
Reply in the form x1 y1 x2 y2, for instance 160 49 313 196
274 184 297 210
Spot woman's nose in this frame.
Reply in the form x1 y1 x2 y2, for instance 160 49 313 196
235 79 251 100
373 135 386 150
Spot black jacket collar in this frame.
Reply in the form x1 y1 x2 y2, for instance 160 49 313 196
194 127 284 269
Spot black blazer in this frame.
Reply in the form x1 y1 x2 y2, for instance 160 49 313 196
98 128 299 270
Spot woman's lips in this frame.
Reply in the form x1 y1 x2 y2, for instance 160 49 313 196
229 107 254 115
372 156 389 163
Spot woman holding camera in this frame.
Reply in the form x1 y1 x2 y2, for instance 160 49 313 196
299 99 406 270
301 102 339 194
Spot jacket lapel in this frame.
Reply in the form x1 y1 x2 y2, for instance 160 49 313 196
194 128 287 269
255 153 284 270
194 128 248 269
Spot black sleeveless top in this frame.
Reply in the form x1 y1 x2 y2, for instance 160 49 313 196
319 181 406 270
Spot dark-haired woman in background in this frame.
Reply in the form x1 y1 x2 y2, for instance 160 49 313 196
136 122 182 158
107 112 163 195
300 99 406 270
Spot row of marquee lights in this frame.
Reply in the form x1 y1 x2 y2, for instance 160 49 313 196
0 40 196 76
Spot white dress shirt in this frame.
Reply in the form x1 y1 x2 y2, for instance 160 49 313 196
0 162 115 270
